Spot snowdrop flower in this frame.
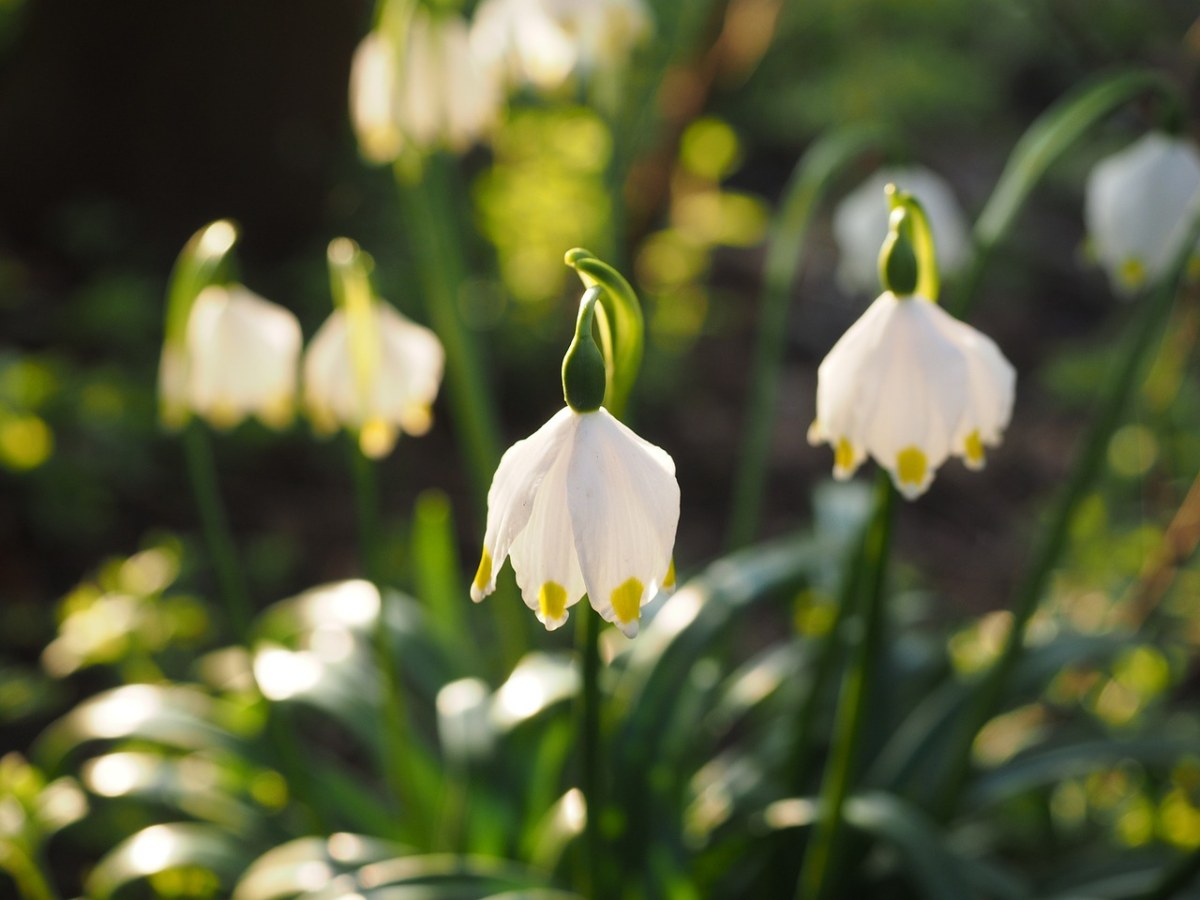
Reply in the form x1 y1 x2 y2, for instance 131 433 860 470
1085 131 1200 295
833 167 970 297
810 198 1015 499
471 290 678 637
303 298 444 459
471 0 651 92
349 3 499 161
161 284 302 431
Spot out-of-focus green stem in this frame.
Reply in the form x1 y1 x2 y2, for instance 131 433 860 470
576 607 603 898
6 847 60 900
726 125 890 551
797 473 894 900
348 440 421 841
933 207 1200 820
396 154 502 512
947 69 1178 320
181 421 253 642
1138 847 1200 900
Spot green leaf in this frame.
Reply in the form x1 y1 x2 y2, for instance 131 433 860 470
87 822 249 899
233 834 408 900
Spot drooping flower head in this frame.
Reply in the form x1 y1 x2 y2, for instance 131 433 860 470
158 221 302 431
471 251 678 637
833 166 970 297
1085 131 1200 296
470 0 652 93
350 0 500 163
810 188 1015 499
303 239 444 458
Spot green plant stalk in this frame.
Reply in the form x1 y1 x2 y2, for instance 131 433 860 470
4 846 61 900
947 68 1178 320
181 422 253 641
933 207 1200 820
349 441 422 841
576 606 603 898
395 155 502 510
797 473 895 900
1138 846 1200 900
396 156 531 669
726 125 890 551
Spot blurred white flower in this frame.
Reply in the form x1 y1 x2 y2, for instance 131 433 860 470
303 299 444 459
471 406 678 637
349 6 499 162
471 0 651 92
1085 131 1200 296
159 284 302 430
833 167 971 296
808 291 1015 499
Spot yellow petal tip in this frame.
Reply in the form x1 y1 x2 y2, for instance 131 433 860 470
538 581 568 624
610 577 644 627
471 549 493 602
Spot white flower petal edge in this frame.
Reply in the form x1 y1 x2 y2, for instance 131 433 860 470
1085 132 1200 295
473 407 680 638
184 285 302 430
302 301 444 458
809 293 1015 499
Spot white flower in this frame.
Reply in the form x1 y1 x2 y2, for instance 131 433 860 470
1085 131 1200 295
160 284 302 430
303 300 444 458
471 0 651 92
833 167 971 296
808 292 1015 499
471 406 679 638
349 7 499 161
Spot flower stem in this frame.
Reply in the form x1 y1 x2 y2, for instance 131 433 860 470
181 421 252 642
6 847 61 900
395 155 502 511
797 472 894 900
576 607 604 898
932 207 1200 820
348 439 420 841
726 125 890 551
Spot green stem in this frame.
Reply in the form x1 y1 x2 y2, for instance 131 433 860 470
396 155 502 512
349 440 418 841
1138 847 1200 900
933 207 1200 820
797 473 895 900
726 125 890 551
6 846 61 900
576 607 603 898
181 421 253 642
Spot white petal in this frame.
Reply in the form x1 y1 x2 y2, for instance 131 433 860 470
371 302 445 435
349 33 404 164
508 443 586 630
1086 132 1200 294
566 409 679 637
473 408 578 602
302 310 358 432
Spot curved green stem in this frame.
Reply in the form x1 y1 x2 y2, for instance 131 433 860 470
797 472 895 900
948 68 1179 319
181 422 253 641
396 155 502 511
575 603 603 898
726 125 892 550
933 206 1200 820
565 248 645 419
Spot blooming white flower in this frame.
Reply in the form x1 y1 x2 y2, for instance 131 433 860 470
471 406 679 638
1085 131 1200 295
471 0 651 92
303 299 444 459
808 292 1015 499
159 284 302 430
833 167 971 296
349 6 499 161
